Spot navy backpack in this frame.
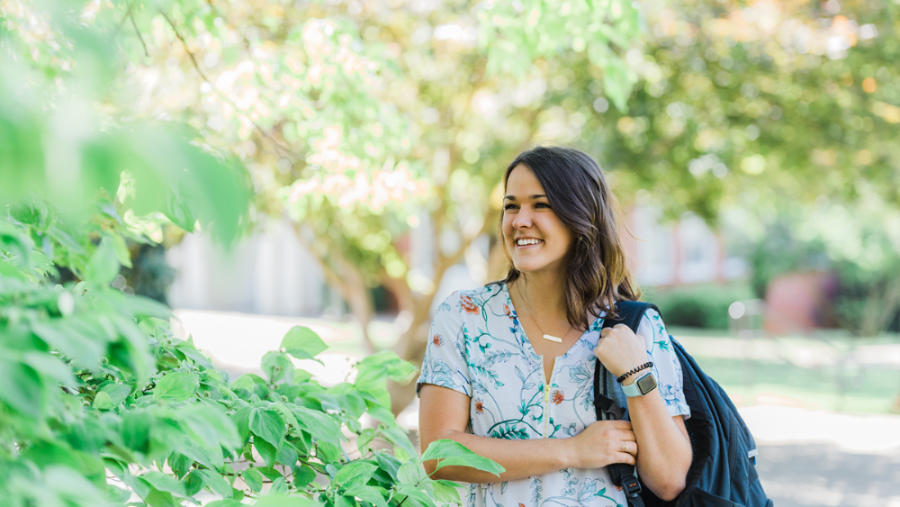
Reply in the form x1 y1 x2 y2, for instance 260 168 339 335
593 301 773 507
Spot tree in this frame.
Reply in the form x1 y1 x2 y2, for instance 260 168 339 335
577 0 900 221
123 0 645 413
1 1 502 505
577 0 900 335
125 0 900 414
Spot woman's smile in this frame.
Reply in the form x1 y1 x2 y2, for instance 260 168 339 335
515 237 544 248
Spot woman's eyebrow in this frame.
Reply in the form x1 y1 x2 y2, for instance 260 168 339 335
503 194 548 201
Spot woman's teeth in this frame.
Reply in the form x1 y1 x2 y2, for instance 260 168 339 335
517 239 542 246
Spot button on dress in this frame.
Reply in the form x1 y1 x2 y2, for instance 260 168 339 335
417 282 690 507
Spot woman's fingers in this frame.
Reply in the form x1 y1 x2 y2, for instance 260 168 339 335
615 452 636 466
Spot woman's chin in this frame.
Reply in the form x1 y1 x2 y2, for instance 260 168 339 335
512 260 553 274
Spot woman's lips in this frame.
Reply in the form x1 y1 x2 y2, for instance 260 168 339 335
515 240 543 249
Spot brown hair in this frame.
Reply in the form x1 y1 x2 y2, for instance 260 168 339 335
496 146 641 329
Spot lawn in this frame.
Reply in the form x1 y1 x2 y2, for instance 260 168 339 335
671 327 900 415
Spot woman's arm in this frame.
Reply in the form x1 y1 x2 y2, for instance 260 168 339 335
626 393 691 500
594 322 692 501
418 384 639 483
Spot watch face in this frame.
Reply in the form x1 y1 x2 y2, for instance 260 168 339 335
637 373 658 394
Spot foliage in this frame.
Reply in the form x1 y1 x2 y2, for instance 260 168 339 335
135 0 900 410
644 283 754 330
0 1 503 505
748 199 900 336
108 0 648 411
582 0 900 221
0 201 502 505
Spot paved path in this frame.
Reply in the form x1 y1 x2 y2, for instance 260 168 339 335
174 310 900 507
740 406 900 506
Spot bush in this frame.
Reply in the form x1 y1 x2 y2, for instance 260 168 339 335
0 192 501 507
644 283 754 330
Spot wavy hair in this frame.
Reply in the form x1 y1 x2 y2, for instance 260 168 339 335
496 146 640 329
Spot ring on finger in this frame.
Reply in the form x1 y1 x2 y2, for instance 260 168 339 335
622 442 628 453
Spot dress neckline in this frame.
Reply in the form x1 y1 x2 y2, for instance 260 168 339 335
501 281 603 360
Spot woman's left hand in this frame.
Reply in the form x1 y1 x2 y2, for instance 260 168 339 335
593 324 649 379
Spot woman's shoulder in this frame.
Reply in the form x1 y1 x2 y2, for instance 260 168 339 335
435 283 506 317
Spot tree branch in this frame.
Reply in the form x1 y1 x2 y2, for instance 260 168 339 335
130 11 149 57
158 10 301 162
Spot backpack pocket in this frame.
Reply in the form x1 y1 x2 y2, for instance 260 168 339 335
688 488 742 507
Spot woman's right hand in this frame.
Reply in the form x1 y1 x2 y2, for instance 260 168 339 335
566 420 638 468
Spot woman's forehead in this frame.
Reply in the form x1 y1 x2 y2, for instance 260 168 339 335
505 164 546 196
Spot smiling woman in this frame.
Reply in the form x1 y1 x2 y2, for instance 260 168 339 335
417 146 694 507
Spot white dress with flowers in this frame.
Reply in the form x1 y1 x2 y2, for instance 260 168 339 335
416 282 690 507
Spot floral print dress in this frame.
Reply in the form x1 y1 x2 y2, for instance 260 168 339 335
416 282 691 507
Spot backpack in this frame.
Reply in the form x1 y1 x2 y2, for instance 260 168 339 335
593 301 773 507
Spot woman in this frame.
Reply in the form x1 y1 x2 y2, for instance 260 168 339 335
416 146 693 507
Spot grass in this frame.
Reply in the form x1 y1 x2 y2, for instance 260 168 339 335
326 318 900 415
692 356 900 414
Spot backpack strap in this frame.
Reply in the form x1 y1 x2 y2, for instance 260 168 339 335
593 301 660 507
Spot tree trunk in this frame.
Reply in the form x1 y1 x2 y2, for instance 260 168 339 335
289 223 378 353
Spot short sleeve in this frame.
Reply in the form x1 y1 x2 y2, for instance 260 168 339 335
636 309 691 419
416 291 472 398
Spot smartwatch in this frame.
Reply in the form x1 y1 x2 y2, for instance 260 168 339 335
622 371 658 398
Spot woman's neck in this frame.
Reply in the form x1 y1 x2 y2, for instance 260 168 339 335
512 270 568 322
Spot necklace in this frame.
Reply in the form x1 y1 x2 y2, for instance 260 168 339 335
516 281 574 343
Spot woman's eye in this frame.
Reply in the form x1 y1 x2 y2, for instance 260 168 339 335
535 202 551 208
503 204 517 210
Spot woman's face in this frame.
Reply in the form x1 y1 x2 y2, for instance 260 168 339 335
502 164 574 276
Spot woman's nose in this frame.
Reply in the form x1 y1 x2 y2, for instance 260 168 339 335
512 208 533 229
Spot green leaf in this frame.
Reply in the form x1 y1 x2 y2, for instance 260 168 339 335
0 219 34 262
109 233 132 268
422 440 504 477
241 467 263 493
84 236 120 285
92 391 114 410
290 406 340 447
380 426 415 458
188 469 233 498
255 466 285 481
153 372 200 401
396 485 438 507
232 373 266 391
254 437 278 468
270 476 288 495
99 382 132 405
262 351 294 384
343 484 389 507
280 326 328 361
432 480 464 505
23 352 76 387
396 462 427 485
144 488 177 507
204 500 244 507
374 452 401 482
252 496 320 507
0 356 45 417
233 407 252 442
249 407 284 448
140 471 185 496
291 464 316 488
277 441 299 466
334 461 378 487
355 351 417 385
177 404 242 451
175 338 213 369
